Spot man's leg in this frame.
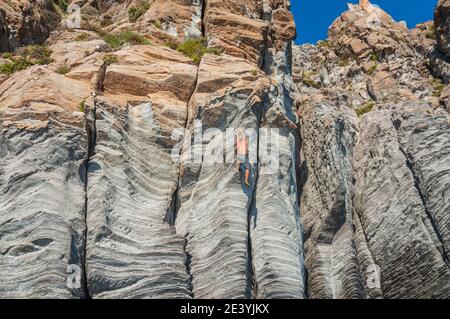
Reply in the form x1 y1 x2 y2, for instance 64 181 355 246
244 167 250 186
237 153 245 169
239 162 245 179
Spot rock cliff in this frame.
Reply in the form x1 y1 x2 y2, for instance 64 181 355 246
293 1 450 298
0 0 449 299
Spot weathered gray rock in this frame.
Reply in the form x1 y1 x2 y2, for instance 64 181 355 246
293 2 450 299
85 45 198 299
297 99 450 299
429 49 450 84
251 19 305 298
0 9 8 51
175 54 267 299
298 101 366 299
0 67 90 298
429 1 450 84
172 0 305 299
0 112 88 299
353 104 450 298
393 104 450 261
85 101 191 299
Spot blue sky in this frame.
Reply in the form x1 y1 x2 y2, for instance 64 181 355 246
292 0 438 44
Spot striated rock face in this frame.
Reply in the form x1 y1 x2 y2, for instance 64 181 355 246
393 106 450 261
353 104 449 299
173 0 304 299
85 46 197 299
0 67 90 298
298 101 364 299
294 2 450 299
0 0 449 300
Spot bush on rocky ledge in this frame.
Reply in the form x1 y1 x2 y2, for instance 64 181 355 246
128 0 149 22
0 45 53 75
103 31 151 49
175 38 222 64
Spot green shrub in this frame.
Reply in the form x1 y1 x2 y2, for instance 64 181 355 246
301 70 321 89
103 31 151 49
152 20 162 29
176 38 222 64
2 52 13 59
355 101 375 117
53 0 69 12
0 57 34 75
56 63 71 75
75 33 90 41
367 63 377 75
21 45 53 65
426 24 435 39
370 52 379 62
317 40 331 48
103 54 118 65
0 45 53 75
128 0 149 22
431 78 445 97
163 40 178 50
79 100 86 112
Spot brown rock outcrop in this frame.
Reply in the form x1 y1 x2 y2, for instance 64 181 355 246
329 3 411 60
204 2 267 66
0 0 60 50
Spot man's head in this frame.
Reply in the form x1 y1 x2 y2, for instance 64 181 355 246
237 128 245 139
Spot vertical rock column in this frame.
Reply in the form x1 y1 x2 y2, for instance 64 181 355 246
353 104 450 298
175 0 268 298
249 1 305 298
297 102 366 299
174 0 306 298
0 67 91 298
85 46 198 298
393 107 450 257
175 55 269 299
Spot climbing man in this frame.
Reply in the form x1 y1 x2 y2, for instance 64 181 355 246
236 128 251 186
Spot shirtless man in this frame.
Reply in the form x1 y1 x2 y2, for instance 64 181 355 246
236 129 251 186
